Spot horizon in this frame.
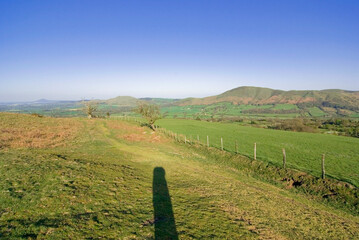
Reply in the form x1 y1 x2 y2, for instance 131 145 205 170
1 85 358 103
1 1 359 101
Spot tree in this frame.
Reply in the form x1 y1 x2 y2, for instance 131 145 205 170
134 102 161 130
82 101 98 119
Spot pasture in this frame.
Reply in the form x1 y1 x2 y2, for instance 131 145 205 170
160 103 304 119
1 113 359 238
157 119 359 187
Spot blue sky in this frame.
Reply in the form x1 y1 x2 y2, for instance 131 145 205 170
0 0 358 101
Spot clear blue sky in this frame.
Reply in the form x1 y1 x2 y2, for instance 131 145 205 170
0 0 358 101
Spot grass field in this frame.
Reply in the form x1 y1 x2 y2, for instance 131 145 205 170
157 119 359 187
160 103 304 119
1 113 359 238
308 107 326 117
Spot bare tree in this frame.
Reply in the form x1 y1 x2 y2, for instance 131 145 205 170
82 101 98 119
134 102 161 130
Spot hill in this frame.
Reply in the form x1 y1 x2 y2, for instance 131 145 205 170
1 113 359 238
102 96 139 106
177 86 359 110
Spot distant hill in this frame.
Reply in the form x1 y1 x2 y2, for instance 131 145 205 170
176 86 359 111
33 99 54 103
99 96 180 107
140 98 180 106
102 96 139 107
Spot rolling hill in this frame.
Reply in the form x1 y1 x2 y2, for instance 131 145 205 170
101 96 139 106
160 86 359 118
177 86 359 110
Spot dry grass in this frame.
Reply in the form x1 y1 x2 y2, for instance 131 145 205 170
0 113 81 149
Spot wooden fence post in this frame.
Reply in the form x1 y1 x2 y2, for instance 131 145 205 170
282 148 286 169
197 134 199 142
254 143 257 160
221 137 223 151
235 141 238 154
322 154 325 179
207 136 209 147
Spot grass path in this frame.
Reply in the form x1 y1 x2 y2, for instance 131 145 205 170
0 114 359 239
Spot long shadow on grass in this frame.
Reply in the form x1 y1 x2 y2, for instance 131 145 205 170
153 167 178 240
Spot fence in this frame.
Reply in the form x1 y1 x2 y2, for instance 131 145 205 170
112 115 327 179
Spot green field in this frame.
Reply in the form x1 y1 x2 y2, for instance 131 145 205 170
160 103 306 119
308 107 326 117
1 113 359 238
157 119 359 186
272 104 299 110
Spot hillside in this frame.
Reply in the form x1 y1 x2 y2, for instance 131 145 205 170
1 113 359 238
101 96 139 106
162 86 359 118
177 86 359 110
140 98 180 106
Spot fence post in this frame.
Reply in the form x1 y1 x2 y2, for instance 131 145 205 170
207 136 209 147
282 148 286 169
254 143 257 160
221 137 223 151
235 141 238 154
197 134 199 142
322 154 325 179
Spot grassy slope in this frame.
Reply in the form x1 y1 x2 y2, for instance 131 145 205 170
1 113 359 239
157 119 359 187
177 86 359 108
174 86 359 118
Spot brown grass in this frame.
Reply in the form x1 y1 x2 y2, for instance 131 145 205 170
0 113 81 149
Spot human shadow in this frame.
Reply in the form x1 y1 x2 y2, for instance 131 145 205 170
152 167 179 240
